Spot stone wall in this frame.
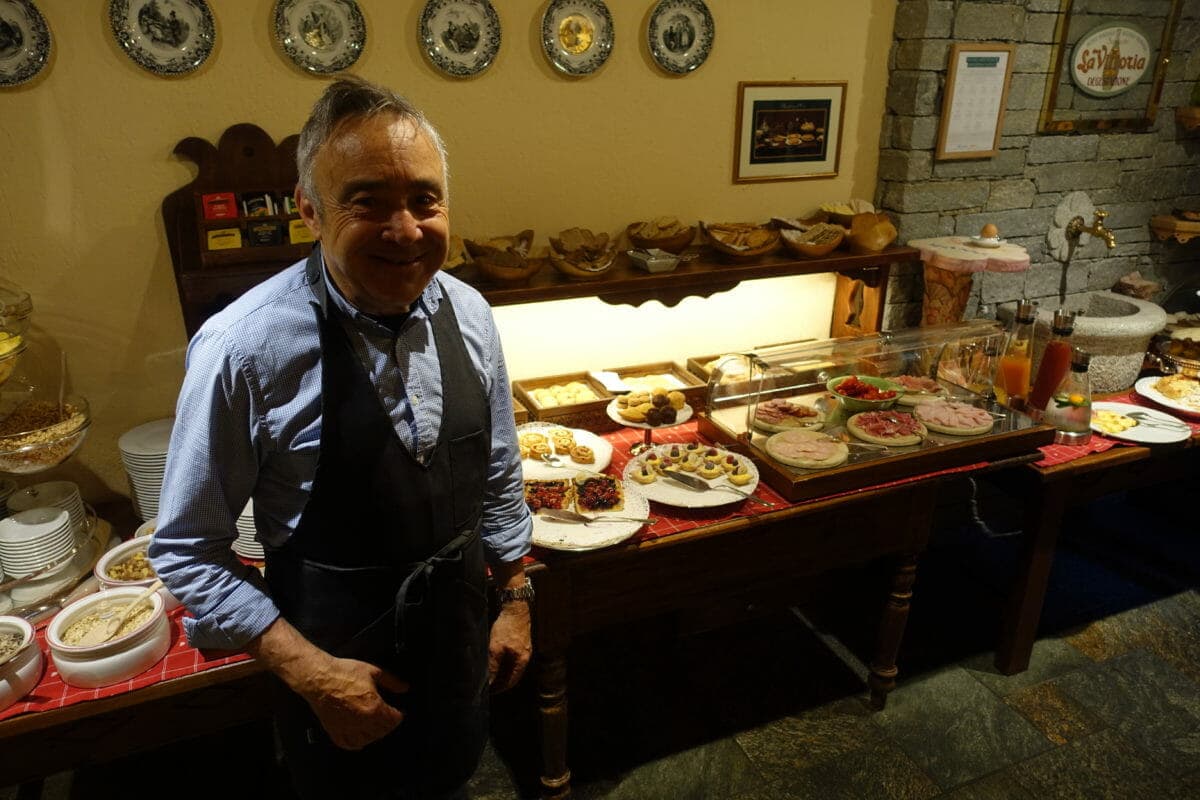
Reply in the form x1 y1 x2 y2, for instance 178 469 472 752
878 0 1200 328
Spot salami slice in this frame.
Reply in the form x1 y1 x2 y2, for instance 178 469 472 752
913 399 994 435
846 411 927 446
764 428 849 469
752 398 826 433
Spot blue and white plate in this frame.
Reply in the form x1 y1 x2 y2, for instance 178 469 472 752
419 0 500 78
647 0 713 75
541 0 613 77
108 0 215 76
0 0 51 87
274 0 366 75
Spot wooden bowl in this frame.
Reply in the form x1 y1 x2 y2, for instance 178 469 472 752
441 235 470 271
781 224 845 258
548 228 618 281
626 222 697 254
845 213 897 254
465 230 540 284
701 221 781 258
548 245 617 281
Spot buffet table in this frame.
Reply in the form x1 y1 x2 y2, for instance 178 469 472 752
988 388 1200 675
0 421 1037 795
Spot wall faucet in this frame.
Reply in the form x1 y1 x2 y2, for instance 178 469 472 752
1066 210 1117 249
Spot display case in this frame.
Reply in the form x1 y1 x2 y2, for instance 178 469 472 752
696 321 1056 501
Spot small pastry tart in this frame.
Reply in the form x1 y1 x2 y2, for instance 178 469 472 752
721 454 739 473
570 445 595 464
665 444 684 460
631 464 657 484
684 442 702 454
728 464 753 486
678 453 701 472
531 442 552 460
657 456 677 474
702 447 722 461
698 459 723 479
520 432 548 448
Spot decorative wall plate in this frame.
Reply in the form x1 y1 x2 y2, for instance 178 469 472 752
540 0 613 77
273 0 365 75
0 0 51 87
419 0 500 78
647 0 712 75
108 0 215 76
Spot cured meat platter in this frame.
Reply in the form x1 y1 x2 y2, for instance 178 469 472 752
697 382 1055 502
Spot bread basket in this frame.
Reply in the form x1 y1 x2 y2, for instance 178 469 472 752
844 213 898 254
702 222 781 258
548 228 617 281
626 220 697 254
465 230 540 284
781 224 845 258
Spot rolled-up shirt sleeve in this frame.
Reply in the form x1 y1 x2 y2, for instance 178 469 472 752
148 328 281 650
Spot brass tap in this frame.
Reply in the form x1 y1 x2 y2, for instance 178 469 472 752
1066 210 1117 249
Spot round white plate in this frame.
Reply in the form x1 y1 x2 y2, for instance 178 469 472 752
0 0 52 87
605 398 693 430
1134 376 1200 418
273 0 366 74
119 418 174 456
108 0 215 75
1091 401 1192 444
540 0 613 76
531 486 649 552
516 422 613 479
419 0 500 78
968 236 1005 248
622 444 759 508
647 0 713 75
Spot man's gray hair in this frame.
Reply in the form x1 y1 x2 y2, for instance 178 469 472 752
296 76 449 214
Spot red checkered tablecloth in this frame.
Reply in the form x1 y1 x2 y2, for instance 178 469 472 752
0 609 250 722
1033 389 1200 467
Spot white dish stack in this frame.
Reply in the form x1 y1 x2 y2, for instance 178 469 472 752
232 499 263 560
118 418 173 522
0 508 75 581
6 481 86 537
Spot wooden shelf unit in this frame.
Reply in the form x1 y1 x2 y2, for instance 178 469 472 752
163 123 920 339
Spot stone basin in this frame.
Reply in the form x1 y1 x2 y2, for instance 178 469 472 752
1033 291 1167 393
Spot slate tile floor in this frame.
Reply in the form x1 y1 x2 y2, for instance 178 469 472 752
6 481 1200 799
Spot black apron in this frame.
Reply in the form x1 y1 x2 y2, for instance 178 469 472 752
265 256 491 799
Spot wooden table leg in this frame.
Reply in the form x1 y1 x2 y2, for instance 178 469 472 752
531 570 572 799
994 480 1068 675
869 552 919 709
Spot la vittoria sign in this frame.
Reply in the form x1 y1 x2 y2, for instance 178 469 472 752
1070 22 1151 98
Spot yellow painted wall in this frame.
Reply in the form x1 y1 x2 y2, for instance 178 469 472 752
0 1 897 500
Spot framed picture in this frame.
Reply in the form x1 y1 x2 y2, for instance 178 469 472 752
935 43 1016 160
733 81 846 183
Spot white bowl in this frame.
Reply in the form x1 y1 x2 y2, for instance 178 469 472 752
93 536 180 611
134 517 157 538
47 587 170 688
0 615 44 711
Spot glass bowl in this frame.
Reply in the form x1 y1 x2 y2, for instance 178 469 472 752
0 335 26 387
0 279 32 339
0 395 91 474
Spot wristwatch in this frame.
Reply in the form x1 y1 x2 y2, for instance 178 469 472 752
497 578 535 605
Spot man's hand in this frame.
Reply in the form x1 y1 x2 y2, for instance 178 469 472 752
248 617 409 750
488 599 531 693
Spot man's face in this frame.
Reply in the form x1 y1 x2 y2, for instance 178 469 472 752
297 115 449 316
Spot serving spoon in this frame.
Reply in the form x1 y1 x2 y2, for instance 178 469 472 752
538 508 657 526
76 579 162 647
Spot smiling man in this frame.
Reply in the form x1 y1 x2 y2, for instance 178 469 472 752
149 77 533 800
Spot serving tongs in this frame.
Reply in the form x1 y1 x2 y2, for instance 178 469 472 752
1123 410 1191 432
660 469 773 507
538 508 657 526
538 453 609 478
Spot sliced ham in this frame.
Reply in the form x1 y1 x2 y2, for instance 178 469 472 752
855 411 923 437
768 429 839 460
914 400 992 429
894 375 943 393
755 398 818 424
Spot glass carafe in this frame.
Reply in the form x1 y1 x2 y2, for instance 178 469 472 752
1028 308 1076 418
1043 347 1092 445
994 300 1037 410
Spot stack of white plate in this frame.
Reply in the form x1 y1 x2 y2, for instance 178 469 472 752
0 508 75 580
6 481 86 536
232 499 263 560
118 418 173 522
0 478 16 520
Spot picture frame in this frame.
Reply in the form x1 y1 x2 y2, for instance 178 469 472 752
935 43 1016 160
733 81 846 183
